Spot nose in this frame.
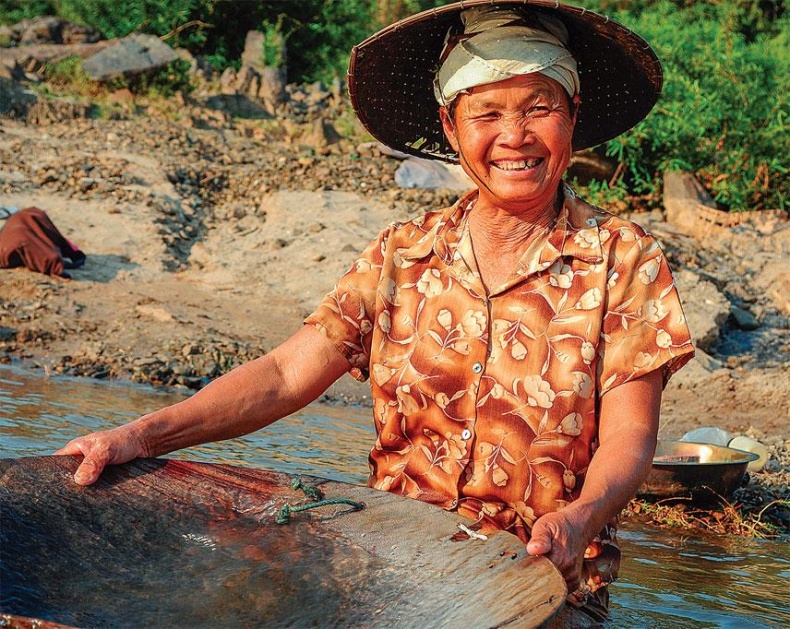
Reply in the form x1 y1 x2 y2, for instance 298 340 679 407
498 114 533 146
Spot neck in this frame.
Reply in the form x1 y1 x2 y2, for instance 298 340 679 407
465 190 561 294
468 189 561 253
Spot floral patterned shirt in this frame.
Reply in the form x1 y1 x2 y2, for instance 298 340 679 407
305 184 694 607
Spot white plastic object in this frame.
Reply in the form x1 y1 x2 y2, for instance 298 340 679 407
680 427 732 447
727 436 769 472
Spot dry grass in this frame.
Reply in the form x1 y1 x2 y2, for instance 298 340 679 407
623 497 789 539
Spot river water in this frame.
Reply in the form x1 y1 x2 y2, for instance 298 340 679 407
1 364 788 628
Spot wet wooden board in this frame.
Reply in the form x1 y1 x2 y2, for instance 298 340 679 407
1 456 565 628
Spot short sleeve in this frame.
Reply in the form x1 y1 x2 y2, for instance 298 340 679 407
304 228 389 382
597 234 695 395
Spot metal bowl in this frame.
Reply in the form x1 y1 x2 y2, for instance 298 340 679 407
637 440 759 503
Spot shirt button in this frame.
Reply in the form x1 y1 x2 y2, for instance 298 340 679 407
461 429 472 440
471 362 483 374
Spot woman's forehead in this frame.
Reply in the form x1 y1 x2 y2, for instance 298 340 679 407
462 74 567 104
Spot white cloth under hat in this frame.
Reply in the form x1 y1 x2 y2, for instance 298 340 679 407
434 7 580 106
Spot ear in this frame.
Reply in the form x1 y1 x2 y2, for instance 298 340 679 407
439 106 460 153
571 94 581 126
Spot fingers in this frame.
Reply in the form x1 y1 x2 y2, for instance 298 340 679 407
54 433 120 486
54 437 88 456
526 528 552 556
527 515 583 591
73 452 108 486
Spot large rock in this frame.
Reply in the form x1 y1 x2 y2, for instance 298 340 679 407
233 30 287 115
663 170 718 232
82 34 178 81
674 268 731 351
2 17 100 46
240 30 267 73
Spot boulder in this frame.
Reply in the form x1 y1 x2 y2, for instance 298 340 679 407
240 30 267 73
663 170 719 232
674 268 731 352
82 34 178 81
217 31 288 115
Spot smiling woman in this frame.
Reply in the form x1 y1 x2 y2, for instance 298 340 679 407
57 2 694 626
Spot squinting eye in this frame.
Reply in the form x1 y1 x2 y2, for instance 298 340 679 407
527 106 551 117
469 115 498 124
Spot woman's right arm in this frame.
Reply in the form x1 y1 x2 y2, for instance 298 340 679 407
55 325 351 485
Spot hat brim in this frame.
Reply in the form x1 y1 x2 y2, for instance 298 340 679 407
349 0 662 161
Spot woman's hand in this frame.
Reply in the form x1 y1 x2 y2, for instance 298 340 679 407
54 423 149 486
526 510 587 592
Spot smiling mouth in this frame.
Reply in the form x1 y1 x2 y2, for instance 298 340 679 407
492 158 543 171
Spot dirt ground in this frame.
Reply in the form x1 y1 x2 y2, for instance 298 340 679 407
1 114 788 534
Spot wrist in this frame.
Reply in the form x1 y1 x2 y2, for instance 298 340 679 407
562 497 607 542
126 415 157 458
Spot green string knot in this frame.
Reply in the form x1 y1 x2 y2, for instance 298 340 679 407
291 477 324 502
275 478 364 525
275 498 365 524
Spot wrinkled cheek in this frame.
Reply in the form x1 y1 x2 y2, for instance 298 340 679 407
544 116 575 165
553 140 574 176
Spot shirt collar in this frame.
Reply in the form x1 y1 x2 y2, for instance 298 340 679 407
399 184 606 273
542 183 606 267
398 189 476 265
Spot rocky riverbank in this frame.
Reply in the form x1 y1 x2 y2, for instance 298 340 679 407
1 35 788 535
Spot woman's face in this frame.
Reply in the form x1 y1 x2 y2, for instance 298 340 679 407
440 73 576 214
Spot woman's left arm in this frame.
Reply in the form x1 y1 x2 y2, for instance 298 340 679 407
526 368 663 590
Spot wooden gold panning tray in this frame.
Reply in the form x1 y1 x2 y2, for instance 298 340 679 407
1 456 565 628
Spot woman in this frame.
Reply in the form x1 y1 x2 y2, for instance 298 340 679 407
58 1 694 624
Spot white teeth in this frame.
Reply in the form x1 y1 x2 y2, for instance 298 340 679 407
495 159 540 171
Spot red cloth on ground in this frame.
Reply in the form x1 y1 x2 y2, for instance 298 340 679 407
0 207 85 278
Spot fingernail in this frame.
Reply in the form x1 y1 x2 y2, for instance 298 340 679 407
74 471 89 484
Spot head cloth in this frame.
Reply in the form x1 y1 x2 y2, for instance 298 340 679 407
434 6 580 106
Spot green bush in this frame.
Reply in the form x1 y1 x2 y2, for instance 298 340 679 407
0 0 55 25
54 0 200 40
578 0 788 211
42 54 94 94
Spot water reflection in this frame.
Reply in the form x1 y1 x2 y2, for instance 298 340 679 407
0 364 372 484
612 525 789 628
1 364 788 627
